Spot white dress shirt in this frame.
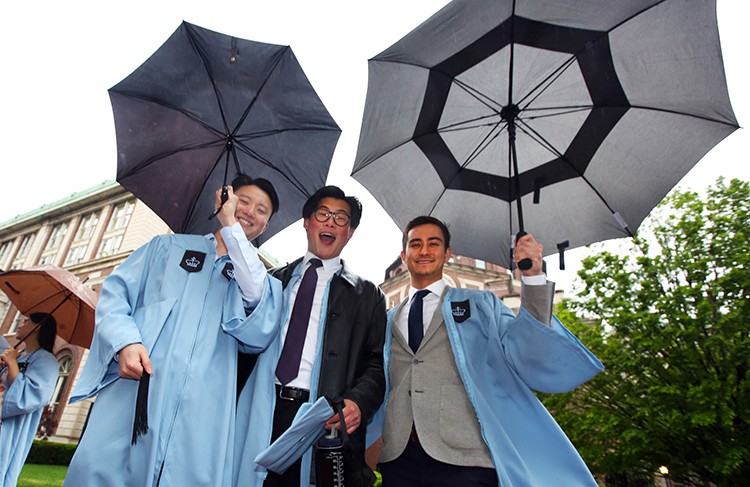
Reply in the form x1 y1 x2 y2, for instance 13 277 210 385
278 252 341 390
203 222 267 307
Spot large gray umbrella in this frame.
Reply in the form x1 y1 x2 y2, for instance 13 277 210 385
352 0 738 269
111 21 340 244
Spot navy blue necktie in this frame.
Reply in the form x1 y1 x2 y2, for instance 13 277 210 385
408 290 430 353
276 258 323 385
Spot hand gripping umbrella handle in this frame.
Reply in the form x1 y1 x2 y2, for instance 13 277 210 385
208 186 229 221
515 232 532 271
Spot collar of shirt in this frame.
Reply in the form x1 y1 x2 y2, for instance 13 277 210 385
396 280 446 343
409 280 446 303
303 252 342 273
521 273 548 286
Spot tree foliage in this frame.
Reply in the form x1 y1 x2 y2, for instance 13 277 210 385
542 178 750 486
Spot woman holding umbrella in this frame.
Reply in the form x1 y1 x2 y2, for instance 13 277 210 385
0 313 59 487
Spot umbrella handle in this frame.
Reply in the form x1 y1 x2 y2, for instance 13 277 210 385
515 232 532 271
208 186 230 221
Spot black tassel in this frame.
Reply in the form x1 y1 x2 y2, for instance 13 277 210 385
132 371 150 445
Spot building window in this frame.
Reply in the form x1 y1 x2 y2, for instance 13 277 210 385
107 201 135 232
96 200 134 258
75 212 99 240
8 311 23 334
51 356 73 413
11 233 35 268
38 253 57 265
45 222 69 251
38 222 69 266
64 212 99 266
97 234 124 258
64 244 88 266
0 240 12 267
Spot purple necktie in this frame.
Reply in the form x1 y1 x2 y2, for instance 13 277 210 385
276 258 323 385
408 290 430 353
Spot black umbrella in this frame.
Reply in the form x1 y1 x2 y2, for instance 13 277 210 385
111 21 340 243
352 0 738 269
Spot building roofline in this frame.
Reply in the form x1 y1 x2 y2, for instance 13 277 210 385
0 180 124 231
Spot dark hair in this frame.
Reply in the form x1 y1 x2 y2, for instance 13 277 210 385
29 312 57 353
402 216 451 251
302 186 363 229
230 174 280 219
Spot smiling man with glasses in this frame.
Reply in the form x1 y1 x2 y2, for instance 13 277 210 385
235 186 387 487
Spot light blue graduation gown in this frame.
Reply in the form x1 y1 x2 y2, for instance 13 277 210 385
369 287 604 487
64 234 281 487
233 262 326 487
1 349 58 487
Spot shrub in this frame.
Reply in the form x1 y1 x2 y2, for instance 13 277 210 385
25 440 77 466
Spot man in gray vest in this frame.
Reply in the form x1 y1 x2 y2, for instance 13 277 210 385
374 216 603 486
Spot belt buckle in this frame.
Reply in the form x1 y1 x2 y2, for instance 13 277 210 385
278 386 296 401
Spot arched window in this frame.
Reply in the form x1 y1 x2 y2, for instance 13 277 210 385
51 356 73 412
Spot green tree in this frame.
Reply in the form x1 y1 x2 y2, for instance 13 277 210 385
542 178 750 486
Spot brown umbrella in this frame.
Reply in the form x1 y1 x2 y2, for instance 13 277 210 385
0 265 97 348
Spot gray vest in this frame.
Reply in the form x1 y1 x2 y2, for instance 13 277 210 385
379 289 493 468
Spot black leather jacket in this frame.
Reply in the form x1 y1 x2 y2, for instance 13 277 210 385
271 257 387 487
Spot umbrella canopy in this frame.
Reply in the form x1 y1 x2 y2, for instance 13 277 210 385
0 265 98 348
111 21 341 243
352 0 739 269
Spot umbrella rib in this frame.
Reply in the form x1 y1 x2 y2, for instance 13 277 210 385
605 0 670 36
515 56 579 109
438 114 502 133
452 78 504 114
121 139 226 177
233 141 310 196
229 47 288 139
111 91 227 138
515 118 631 235
185 23 231 135
460 121 507 169
627 105 740 128
235 126 341 141
19 276 69 312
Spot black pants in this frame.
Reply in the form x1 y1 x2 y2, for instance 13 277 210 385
379 440 497 487
263 395 305 487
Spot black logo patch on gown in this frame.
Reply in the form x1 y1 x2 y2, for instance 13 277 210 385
180 251 206 272
222 262 235 281
451 300 471 323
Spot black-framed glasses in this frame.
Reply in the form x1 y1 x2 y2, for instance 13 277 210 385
314 208 350 227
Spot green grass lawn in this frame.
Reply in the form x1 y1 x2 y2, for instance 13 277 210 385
16 464 67 487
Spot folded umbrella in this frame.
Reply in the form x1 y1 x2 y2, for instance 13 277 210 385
255 396 334 474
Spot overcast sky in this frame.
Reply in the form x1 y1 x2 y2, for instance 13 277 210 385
0 0 747 290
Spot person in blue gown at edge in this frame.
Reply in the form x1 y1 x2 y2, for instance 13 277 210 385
63 174 285 487
0 312 59 487
372 216 604 487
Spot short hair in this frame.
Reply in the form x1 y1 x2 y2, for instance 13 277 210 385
402 216 451 251
230 173 280 218
29 312 57 353
302 186 363 229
